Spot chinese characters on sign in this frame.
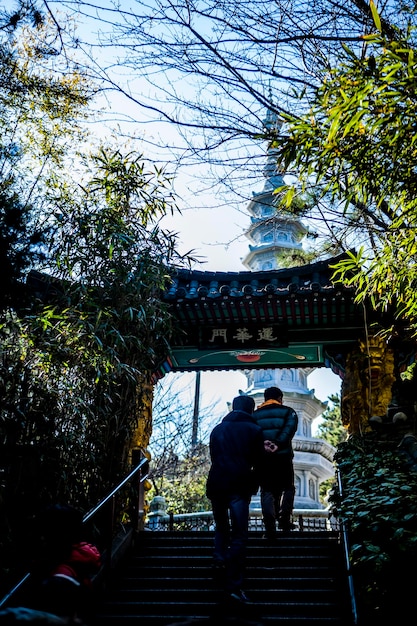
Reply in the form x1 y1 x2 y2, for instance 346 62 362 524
200 325 288 349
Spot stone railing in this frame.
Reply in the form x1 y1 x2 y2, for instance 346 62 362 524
146 496 338 532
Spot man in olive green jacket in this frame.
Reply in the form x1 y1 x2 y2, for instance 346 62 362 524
252 386 298 537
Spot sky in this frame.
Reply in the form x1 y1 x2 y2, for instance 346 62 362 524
161 202 252 272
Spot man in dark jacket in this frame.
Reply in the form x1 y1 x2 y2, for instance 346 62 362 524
253 386 298 537
206 394 264 603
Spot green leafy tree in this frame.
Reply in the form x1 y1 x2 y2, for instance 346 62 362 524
316 394 347 448
276 2 417 336
0 145 192 588
0 1 98 583
150 451 211 515
22 145 192 497
315 393 346 502
0 2 91 309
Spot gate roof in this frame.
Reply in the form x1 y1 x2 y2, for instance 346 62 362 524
156 252 385 381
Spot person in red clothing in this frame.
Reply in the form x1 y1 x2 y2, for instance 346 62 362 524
30 505 101 623
50 540 101 589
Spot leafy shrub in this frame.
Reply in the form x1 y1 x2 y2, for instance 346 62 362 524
332 431 417 620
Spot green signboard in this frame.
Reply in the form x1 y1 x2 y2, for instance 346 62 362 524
170 344 323 370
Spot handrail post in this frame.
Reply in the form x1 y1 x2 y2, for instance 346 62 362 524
148 496 167 530
132 449 148 532
137 462 145 531
337 468 358 625
107 494 116 568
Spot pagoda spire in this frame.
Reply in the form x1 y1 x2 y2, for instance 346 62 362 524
241 106 307 272
261 106 285 193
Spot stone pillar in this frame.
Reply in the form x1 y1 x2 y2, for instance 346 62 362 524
147 495 168 530
301 470 308 497
130 375 154 451
129 374 154 520
341 336 396 434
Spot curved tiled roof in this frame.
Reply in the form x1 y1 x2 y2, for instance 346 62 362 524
163 253 358 333
157 252 381 379
165 255 345 299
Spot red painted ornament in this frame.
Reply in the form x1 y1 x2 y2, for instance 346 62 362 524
235 352 261 362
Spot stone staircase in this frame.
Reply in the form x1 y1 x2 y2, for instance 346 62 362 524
92 530 355 626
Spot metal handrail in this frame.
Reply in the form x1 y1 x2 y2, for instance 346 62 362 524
83 455 149 525
0 453 150 610
0 574 31 612
337 468 358 625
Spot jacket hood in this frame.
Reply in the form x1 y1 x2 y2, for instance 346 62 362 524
222 409 255 423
